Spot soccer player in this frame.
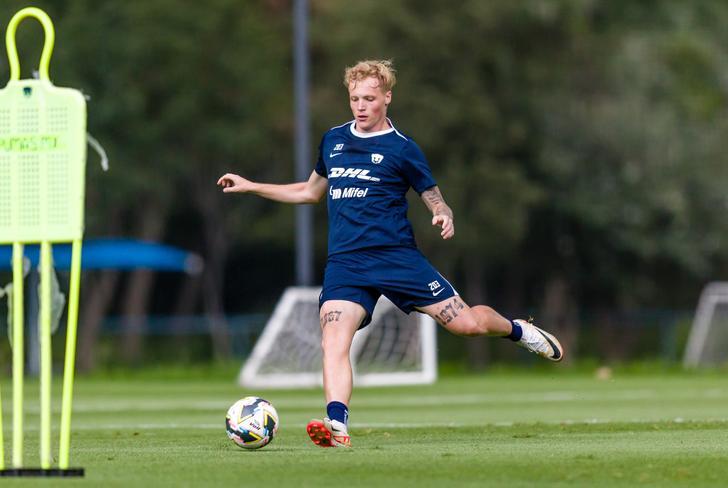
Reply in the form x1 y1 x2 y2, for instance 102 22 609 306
217 60 563 448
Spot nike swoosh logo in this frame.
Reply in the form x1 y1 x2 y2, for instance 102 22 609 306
536 329 562 360
432 288 445 296
329 152 343 158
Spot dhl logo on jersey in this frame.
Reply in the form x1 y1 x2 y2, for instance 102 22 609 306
328 167 380 182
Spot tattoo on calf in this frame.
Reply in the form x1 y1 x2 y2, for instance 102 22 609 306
435 297 465 325
320 310 343 327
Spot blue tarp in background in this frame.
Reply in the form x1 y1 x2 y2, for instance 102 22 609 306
0 238 203 274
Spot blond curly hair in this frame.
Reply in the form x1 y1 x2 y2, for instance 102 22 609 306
343 59 397 92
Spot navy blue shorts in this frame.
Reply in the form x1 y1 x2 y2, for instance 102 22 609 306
319 246 458 328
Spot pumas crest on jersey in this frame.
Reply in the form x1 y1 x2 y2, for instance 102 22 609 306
371 153 384 164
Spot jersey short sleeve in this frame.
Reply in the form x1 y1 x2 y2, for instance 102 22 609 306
314 136 327 178
400 140 436 194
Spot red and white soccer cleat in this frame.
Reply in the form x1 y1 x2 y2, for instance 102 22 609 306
306 418 351 448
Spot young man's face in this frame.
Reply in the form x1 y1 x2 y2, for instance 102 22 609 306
348 77 392 133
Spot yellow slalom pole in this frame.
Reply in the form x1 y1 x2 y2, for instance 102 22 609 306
11 242 24 468
59 239 82 469
39 241 53 469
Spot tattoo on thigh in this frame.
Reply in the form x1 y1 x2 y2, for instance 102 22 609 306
435 297 465 325
320 310 343 327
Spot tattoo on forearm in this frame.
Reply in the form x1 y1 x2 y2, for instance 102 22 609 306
435 297 465 325
421 187 443 209
320 310 343 327
421 187 453 219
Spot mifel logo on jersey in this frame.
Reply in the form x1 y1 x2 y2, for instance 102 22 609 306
329 186 369 200
371 153 384 164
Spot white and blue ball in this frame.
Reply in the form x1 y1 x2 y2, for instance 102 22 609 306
225 396 279 449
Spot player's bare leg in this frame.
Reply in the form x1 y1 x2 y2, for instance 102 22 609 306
418 296 563 361
306 300 364 448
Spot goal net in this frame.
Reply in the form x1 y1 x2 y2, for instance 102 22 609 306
683 282 728 367
239 287 437 388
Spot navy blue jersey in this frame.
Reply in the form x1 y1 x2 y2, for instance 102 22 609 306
314 120 436 256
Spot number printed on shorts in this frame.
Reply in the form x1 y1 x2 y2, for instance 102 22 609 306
428 280 441 291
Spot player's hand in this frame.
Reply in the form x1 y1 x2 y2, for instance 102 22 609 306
217 173 254 193
432 214 454 240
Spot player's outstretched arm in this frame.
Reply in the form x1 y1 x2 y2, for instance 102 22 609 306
420 186 455 240
217 170 328 204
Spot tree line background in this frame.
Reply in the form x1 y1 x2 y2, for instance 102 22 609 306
1 0 727 370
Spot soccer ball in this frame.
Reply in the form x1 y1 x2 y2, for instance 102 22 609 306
225 396 279 449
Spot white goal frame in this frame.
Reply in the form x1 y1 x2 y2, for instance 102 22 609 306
239 287 438 388
683 282 728 367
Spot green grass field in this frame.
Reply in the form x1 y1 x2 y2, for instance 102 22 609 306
2 367 727 487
